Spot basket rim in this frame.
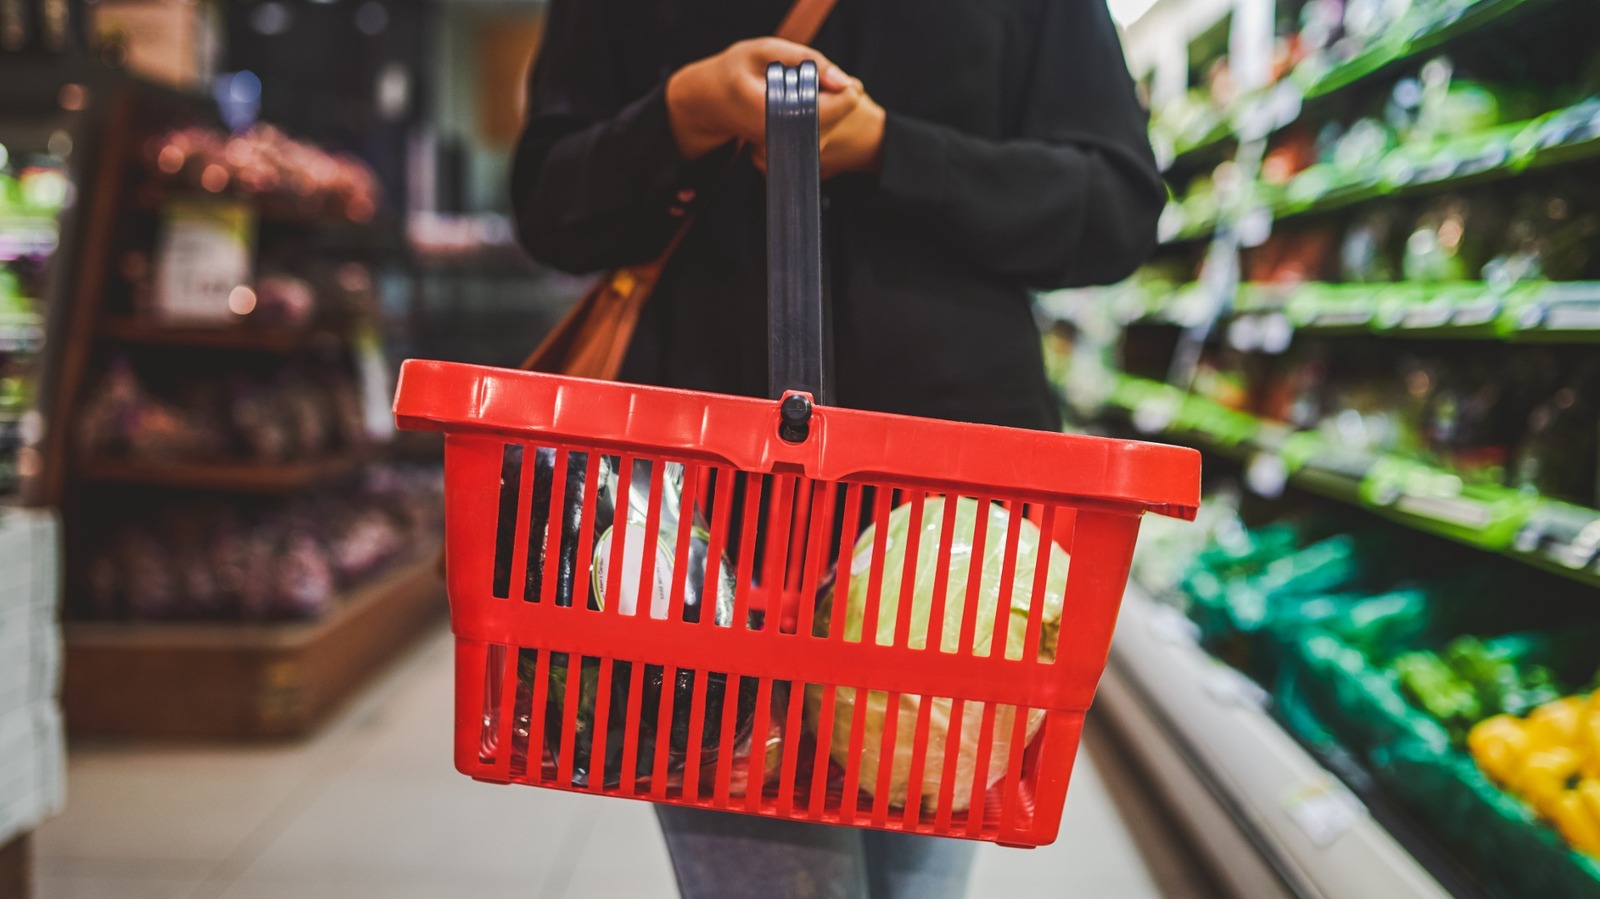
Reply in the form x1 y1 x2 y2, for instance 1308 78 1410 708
394 360 1200 520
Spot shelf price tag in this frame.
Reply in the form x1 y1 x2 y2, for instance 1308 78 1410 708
152 199 257 324
1247 451 1289 499
1283 778 1367 849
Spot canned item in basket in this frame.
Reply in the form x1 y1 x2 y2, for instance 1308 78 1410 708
507 447 759 787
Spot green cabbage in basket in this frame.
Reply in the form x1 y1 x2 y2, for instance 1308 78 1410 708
804 497 1069 811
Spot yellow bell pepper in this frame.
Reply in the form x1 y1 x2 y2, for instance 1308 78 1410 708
1552 787 1600 859
1529 696 1588 748
1469 715 1530 786
1582 712 1600 781
1515 747 1584 816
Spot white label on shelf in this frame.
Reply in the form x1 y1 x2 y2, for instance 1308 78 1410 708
1146 602 1200 646
1132 395 1180 435
1402 305 1452 329
1452 299 1500 326
1312 309 1374 327
1259 313 1294 354
1283 779 1368 849
151 200 256 324
1544 306 1600 331
1394 494 1491 528
1237 206 1274 248
1247 452 1289 499
353 324 397 443
1203 664 1269 709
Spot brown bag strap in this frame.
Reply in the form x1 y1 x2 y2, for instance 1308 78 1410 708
776 0 841 43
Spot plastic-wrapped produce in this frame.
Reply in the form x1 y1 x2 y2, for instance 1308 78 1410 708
805 497 1068 811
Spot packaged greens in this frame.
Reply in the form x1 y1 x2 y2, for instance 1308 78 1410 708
511 448 758 788
804 497 1068 811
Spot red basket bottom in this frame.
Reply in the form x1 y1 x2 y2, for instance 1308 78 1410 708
457 639 1085 847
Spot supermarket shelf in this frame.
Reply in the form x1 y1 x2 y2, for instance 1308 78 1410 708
1095 588 1458 899
99 315 343 352
78 454 367 492
61 552 446 740
1297 0 1556 102
1165 127 1236 174
1113 281 1600 342
1096 376 1600 588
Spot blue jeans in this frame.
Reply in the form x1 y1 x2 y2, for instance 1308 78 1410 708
655 805 978 899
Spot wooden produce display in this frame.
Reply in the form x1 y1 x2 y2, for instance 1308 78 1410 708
38 81 445 742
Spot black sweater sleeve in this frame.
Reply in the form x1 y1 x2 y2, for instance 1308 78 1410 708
509 0 695 274
874 1 1164 289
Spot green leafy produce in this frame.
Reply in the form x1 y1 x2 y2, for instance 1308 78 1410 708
1392 636 1567 741
804 497 1068 811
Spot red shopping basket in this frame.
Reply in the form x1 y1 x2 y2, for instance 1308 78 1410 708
393 63 1200 848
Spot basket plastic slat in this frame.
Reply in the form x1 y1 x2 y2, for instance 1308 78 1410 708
901 692 936 829
776 680 806 815
838 684 868 825
933 697 965 831
521 650 550 782
859 488 894 645
589 656 616 788
569 452 603 610
664 464 701 625
730 475 762 633
891 490 927 651
619 659 646 794
998 704 1031 834
988 509 1026 661
635 462 667 620
537 449 570 606
556 655 582 787
807 684 837 817
681 665 711 801
713 674 745 805
1022 505 1059 666
762 475 796 617
702 467 736 626
502 446 536 602
965 700 998 838
785 478 813 596
745 678 775 812
824 483 863 639
922 495 961 653
870 690 902 827
793 479 834 644
650 664 679 800
492 645 519 774
956 496 993 656
600 456 633 618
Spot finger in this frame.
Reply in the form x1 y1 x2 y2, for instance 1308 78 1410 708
742 37 851 92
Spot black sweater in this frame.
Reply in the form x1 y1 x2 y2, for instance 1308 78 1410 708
510 0 1163 430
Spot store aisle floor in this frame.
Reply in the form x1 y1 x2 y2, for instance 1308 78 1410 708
36 627 1180 899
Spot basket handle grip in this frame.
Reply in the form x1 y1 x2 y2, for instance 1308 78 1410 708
765 61 830 406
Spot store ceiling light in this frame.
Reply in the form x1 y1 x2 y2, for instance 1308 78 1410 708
251 2 293 36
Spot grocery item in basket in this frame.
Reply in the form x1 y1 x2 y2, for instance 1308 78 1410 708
805 497 1069 811
513 449 756 787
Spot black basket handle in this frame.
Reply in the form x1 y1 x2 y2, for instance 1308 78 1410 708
765 61 829 409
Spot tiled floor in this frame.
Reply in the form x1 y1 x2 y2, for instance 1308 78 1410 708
36 627 1179 898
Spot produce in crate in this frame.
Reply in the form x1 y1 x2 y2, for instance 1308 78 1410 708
511 448 758 788
805 497 1068 811
1470 693 1600 859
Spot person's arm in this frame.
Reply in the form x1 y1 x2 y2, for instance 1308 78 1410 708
509 0 696 274
511 0 859 275
873 1 1165 289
